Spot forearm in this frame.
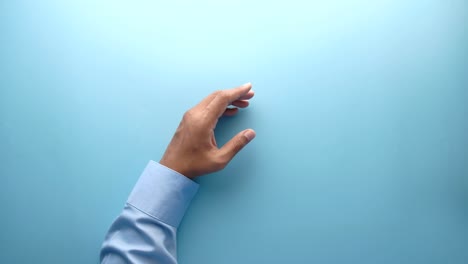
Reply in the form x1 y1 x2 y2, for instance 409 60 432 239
101 204 178 263
101 161 199 264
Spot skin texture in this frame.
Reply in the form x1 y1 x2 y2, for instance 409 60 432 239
160 83 256 179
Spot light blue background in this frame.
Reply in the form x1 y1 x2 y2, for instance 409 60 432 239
1 0 467 263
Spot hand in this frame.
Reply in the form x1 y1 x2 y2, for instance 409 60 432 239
160 83 256 179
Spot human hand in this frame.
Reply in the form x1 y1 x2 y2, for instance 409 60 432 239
159 83 256 179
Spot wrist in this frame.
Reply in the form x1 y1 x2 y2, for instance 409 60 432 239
159 158 192 179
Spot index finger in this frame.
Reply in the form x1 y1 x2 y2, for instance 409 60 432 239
204 83 253 122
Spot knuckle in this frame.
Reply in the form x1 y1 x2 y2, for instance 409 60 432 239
215 90 229 101
212 90 224 99
183 109 196 120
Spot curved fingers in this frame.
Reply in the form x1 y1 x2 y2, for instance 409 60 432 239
223 108 239 117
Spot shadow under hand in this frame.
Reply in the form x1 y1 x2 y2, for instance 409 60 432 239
197 109 257 195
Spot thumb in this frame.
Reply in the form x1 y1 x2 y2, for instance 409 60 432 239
219 129 256 162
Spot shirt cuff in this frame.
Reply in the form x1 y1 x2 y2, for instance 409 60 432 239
127 160 199 228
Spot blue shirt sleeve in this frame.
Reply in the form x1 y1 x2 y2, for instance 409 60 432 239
101 161 199 264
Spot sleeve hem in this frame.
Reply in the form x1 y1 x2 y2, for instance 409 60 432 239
127 160 199 228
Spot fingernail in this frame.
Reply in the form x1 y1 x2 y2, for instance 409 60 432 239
242 82 251 87
243 130 256 142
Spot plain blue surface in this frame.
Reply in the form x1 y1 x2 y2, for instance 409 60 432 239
1 0 467 263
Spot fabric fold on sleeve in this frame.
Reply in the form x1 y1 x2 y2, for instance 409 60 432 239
127 160 199 228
